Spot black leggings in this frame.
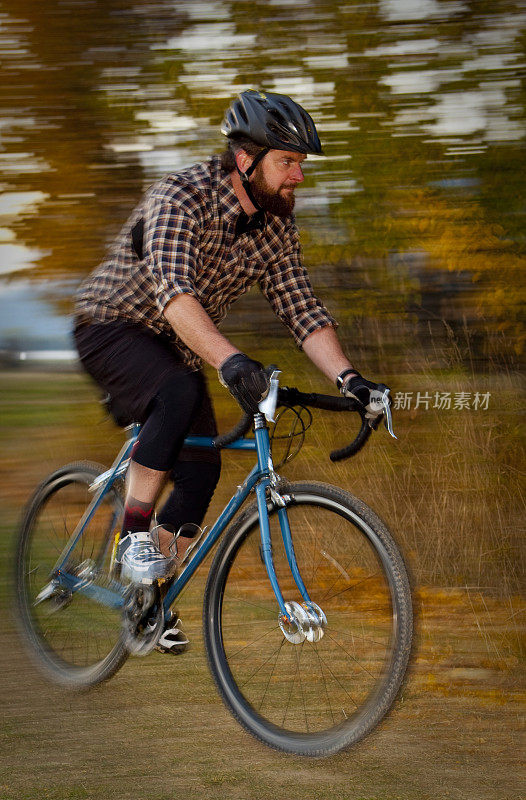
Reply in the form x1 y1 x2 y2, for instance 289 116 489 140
74 319 221 534
132 373 207 471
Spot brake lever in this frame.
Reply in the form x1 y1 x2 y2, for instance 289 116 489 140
259 368 281 423
376 385 397 439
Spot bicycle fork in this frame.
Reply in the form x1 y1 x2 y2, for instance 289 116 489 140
254 416 327 644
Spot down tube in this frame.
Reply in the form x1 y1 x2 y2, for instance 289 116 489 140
162 464 260 612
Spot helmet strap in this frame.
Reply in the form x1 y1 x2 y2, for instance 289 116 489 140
243 147 268 178
235 147 269 211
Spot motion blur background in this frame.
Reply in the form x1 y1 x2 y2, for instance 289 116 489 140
0 2 524 798
0 0 524 365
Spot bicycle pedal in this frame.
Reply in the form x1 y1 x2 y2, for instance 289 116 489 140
155 617 189 655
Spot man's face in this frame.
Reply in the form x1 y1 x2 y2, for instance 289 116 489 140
250 150 306 218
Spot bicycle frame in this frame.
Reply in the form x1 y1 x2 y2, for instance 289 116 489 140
52 413 311 623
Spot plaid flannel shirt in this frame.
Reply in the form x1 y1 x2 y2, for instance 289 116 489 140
75 155 336 370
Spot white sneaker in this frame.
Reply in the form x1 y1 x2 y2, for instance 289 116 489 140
116 532 177 584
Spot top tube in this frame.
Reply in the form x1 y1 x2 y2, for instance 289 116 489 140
183 435 256 451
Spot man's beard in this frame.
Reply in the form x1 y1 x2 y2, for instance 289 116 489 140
250 165 296 218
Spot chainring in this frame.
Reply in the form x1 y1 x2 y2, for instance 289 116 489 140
121 583 164 656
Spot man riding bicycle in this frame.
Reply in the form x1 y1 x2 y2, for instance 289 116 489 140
74 89 385 653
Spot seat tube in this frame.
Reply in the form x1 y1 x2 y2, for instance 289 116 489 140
254 416 289 618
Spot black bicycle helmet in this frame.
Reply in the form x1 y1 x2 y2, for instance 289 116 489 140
221 89 323 155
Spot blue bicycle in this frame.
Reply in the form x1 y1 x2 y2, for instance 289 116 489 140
15 371 412 757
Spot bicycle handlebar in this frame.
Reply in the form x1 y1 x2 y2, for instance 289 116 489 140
328 415 372 461
212 385 373 460
212 412 253 448
278 387 372 461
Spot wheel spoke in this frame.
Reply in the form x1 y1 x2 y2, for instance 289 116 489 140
226 623 280 661
238 639 287 689
314 640 335 724
311 643 361 709
258 637 287 712
222 594 277 616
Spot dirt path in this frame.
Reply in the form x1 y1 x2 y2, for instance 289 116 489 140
1 372 523 799
1 583 523 800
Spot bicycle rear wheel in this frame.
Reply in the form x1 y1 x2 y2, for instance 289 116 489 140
204 481 412 757
15 462 128 687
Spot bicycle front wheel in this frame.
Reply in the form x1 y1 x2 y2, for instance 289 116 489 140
204 481 412 757
15 462 128 687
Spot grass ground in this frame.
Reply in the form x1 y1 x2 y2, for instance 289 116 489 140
0 368 524 800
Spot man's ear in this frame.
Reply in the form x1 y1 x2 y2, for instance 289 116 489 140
235 149 253 175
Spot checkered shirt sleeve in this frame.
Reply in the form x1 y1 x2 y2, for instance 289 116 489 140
260 221 337 346
144 192 202 313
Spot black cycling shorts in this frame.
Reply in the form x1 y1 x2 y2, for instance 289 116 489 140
74 318 219 464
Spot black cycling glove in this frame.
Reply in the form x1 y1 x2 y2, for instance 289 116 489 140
337 369 389 421
218 353 270 413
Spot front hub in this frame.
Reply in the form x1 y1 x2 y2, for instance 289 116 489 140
279 600 327 644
